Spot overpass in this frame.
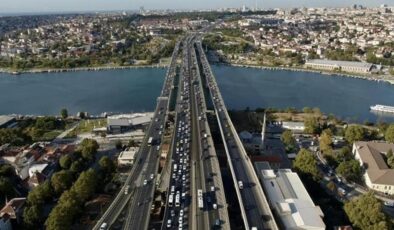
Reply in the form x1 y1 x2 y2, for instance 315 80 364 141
194 39 278 230
92 39 181 230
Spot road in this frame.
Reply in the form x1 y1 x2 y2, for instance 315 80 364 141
93 40 181 230
194 39 278 230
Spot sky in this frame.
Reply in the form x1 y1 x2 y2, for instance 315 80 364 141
0 0 393 13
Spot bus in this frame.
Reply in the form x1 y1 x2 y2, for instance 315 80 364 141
168 194 174 207
148 137 153 146
175 194 180 207
197 189 204 209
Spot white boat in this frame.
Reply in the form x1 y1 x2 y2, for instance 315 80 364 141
370 104 394 114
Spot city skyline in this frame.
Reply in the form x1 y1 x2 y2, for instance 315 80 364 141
0 0 393 14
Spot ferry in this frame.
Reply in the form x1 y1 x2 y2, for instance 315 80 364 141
370 104 394 114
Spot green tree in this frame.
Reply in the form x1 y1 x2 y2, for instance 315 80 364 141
336 146 352 163
293 148 321 181
59 155 72 169
72 169 97 201
281 130 296 152
319 129 333 154
304 117 320 134
115 140 123 150
326 181 337 193
23 205 42 228
60 108 68 119
70 159 85 173
0 177 15 198
344 192 391 230
128 139 137 147
302 107 313 113
345 125 366 143
336 160 361 182
385 124 394 143
99 156 116 174
27 181 53 205
386 149 394 169
78 139 99 161
51 170 74 195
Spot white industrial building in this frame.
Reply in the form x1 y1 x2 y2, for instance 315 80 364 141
353 141 394 195
255 162 325 230
305 59 374 73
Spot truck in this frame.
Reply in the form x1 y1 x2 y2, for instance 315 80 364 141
148 137 153 146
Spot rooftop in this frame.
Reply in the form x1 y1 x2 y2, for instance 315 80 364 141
255 164 325 230
354 141 394 185
306 59 373 68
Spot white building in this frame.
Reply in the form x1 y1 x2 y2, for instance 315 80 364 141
118 147 138 166
282 122 305 132
305 59 374 73
353 141 394 195
255 162 325 230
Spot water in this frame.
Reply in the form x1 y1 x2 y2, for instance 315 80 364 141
0 65 394 123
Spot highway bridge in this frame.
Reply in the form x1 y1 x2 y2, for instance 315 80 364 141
194 39 278 230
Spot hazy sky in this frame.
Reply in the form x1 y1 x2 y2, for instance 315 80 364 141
0 0 393 13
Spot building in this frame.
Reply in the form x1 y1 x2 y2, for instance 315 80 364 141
255 163 325 230
0 198 26 224
0 116 16 128
0 216 12 230
352 141 394 195
305 59 374 74
282 121 305 132
107 113 153 134
118 147 138 166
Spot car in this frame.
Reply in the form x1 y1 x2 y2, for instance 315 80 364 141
138 202 142 206
150 174 154 180
180 209 184 217
143 180 148 186
238 181 243 189
211 186 215 192
213 203 217 209
167 219 172 228
100 223 108 230
178 216 183 225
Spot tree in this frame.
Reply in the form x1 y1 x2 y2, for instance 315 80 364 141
59 155 72 169
78 139 99 161
386 149 394 169
23 205 42 228
281 130 296 152
319 129 333 154
304 117 320 134
115 140 123 150
51 170 74 195
27 181 53 205
72 169 97 201
336 160 361 182
336 146 352 163
99 156 116 174
128 139 137 147
344 192 391 230
60 108 68 119
345 125 366 143
70 159 85 173
0 177 15 198
293 148 321 181
385 124 394 143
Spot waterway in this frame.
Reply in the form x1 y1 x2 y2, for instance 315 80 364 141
0 65 394 123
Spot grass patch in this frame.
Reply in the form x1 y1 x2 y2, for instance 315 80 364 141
66 119 107 138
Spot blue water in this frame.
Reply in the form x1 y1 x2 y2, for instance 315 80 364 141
0 65 393 123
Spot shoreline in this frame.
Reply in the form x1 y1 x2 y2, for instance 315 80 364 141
217 62 394 85
0 64 169 75
1 60 393 85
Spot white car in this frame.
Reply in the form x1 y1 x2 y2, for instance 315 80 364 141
143 179 148 186
180 209 184 217
167 219 172 228
150 174 154 180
